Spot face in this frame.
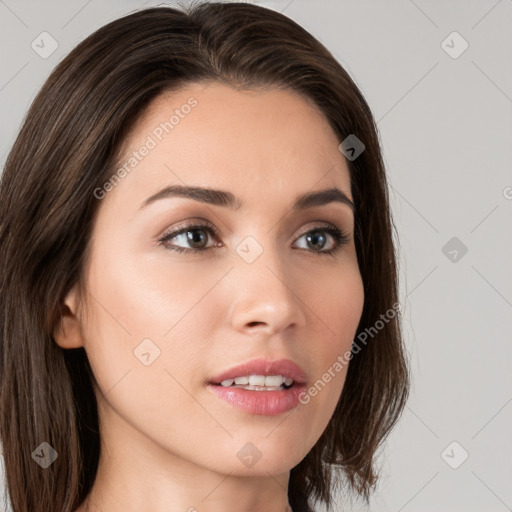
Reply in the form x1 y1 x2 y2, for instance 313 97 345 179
57 82 364 478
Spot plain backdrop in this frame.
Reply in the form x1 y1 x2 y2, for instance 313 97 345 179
0 1 511 511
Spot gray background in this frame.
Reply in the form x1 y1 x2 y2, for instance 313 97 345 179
1 1 511 511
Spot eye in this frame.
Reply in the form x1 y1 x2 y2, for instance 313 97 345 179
158 221 220 254
157 221 350 256
293 224 350 256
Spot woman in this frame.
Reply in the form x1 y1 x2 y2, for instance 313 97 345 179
0 2 410 511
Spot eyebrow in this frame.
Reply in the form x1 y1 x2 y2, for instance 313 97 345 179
138 185 355 213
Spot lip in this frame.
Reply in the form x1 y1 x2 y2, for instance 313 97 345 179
208 358 307 385
206 382 307 416
206 358 308 416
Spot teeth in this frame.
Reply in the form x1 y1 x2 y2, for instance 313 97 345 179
219 375 294 388
249 375 265 386
263 375 284 387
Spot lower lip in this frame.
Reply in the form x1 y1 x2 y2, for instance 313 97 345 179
206 383 307 416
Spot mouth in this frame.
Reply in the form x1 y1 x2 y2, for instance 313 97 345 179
208 357 307 388
212 374 295 391
206 358 308 415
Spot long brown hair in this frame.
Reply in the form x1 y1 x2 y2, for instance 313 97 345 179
0 2 410 511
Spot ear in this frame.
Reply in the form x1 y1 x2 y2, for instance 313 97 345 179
53 284 86 349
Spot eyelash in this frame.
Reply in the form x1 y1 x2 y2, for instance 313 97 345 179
157 220 350 257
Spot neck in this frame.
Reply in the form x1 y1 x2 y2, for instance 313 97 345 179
82 495 295 512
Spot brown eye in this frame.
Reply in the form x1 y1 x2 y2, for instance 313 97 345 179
158 222 220 254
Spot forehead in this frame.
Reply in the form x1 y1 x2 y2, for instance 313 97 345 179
106 82 352 213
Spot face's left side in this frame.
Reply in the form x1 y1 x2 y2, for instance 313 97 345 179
54 81 365 482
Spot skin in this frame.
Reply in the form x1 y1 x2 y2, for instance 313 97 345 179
54 82 365 512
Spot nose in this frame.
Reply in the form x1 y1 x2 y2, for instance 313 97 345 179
228 243 307 336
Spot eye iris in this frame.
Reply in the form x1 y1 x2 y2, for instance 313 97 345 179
306 231 326 250
187 229 208 248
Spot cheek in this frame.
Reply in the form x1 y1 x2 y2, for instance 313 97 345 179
83 237 220 340
310 260 365 358
298 263 364 422
80 250 223 454
80 241 214 386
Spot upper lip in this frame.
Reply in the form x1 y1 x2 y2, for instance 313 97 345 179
209 358 307 385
